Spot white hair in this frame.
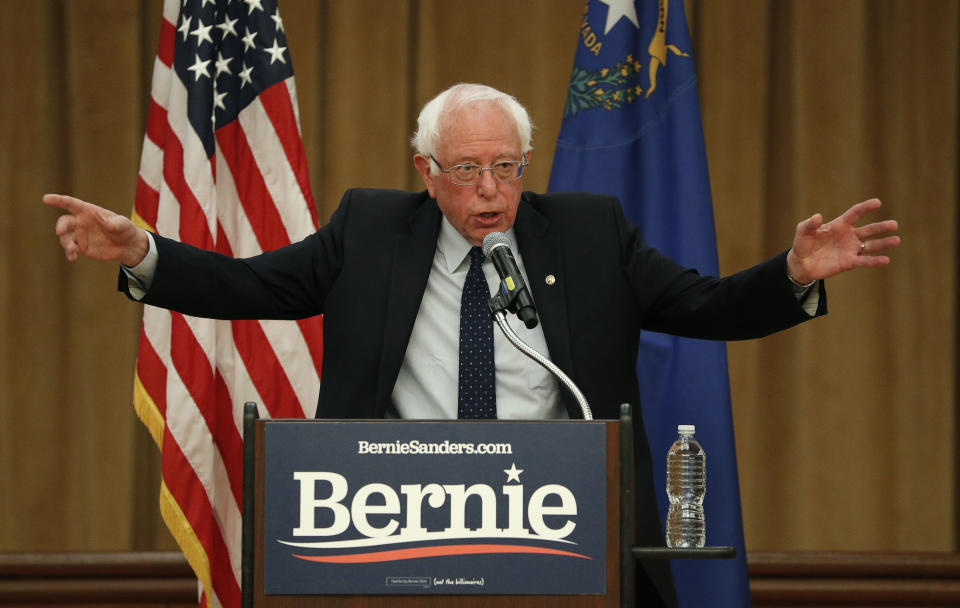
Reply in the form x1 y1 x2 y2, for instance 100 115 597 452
411 83 533 173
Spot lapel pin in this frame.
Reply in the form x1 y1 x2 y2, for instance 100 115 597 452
545 274 556 285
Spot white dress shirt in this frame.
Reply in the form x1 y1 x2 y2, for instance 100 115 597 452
388 218 566 420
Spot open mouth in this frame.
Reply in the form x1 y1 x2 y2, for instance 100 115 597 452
475 212 502 226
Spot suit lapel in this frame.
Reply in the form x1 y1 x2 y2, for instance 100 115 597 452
375 199 442 416
514 196 579 418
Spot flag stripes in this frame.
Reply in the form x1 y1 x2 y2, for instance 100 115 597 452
132 1 321 605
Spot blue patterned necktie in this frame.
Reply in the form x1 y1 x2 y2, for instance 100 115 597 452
457 247 497 419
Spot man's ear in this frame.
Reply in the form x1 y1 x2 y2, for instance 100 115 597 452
413 154 437 198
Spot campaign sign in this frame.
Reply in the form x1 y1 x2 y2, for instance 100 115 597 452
263 420 606 595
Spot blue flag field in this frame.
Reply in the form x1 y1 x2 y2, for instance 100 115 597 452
549 1 751 606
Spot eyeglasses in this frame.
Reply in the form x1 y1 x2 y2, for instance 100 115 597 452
429 154 528 186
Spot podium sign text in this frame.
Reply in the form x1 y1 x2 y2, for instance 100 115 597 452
262 421 606 595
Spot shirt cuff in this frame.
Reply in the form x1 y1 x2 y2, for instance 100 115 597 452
121 231 157 301
787 272 820 317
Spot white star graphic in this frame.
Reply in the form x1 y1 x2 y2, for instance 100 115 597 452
213 89 228 111
186 55 211 81
238 63 254 88
177 16 192 41
504 463 523 483
241 27 258 52
243 0 264 15
190 19 214 46
598 0 640 35
264 38 287 65
214 51 233 77
216 16 239 38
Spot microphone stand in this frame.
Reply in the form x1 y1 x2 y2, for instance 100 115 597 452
487 294 593 421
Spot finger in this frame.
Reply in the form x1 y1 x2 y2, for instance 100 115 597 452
101 211 131 234
861 235 901 255
42 193 88 214
797 213 823 236
855 219 899 239
58 233 79 262
54 214 76 237
853 254 891 269
839 198 882 225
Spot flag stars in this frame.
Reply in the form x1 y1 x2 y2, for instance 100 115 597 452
173 1 295 136
178 15 192 41
264 38 287 65
214 51 233 77
241 27 258 52
213 89 228 111
190 19 214 46
598 0 640 35
186 54 211 81
216 15 239 38
239 63 254 88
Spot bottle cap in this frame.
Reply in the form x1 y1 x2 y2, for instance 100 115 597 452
677 424 696 434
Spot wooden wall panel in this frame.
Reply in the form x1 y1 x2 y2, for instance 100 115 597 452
316 1 414 218
414 0 584 193
279 0 324 218
0 0 68 552
59 0 145 550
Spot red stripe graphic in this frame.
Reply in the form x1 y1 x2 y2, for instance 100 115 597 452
215 120 290 251
259 81 318 227
169 313 245 509
213 370 244 507
293 544 593 564
161 427 240 606
231 319 304 419
136 327 167 415
296 316 324 381
161 124 214 250
144 98 168 151
135 176 160 230
157 18 175 68
215 221 306 420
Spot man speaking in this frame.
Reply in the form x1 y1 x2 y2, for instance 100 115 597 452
44 83 900 606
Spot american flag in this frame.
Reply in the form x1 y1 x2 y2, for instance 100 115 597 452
131 0 322 605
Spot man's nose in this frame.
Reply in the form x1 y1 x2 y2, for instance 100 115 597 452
476 169 498 198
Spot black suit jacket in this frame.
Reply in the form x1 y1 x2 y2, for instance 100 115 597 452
129 188 825 606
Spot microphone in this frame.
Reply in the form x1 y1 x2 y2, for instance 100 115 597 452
481 232 538 329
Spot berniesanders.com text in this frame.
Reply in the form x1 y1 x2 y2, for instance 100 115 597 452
357 439 512 455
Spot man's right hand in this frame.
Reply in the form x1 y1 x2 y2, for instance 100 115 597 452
43 194 149 267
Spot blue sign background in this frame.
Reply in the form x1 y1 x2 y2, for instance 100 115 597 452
263 421 606 595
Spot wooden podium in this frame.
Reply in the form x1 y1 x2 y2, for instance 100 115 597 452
240 403 732 607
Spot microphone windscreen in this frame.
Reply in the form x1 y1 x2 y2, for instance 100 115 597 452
482 232 511 258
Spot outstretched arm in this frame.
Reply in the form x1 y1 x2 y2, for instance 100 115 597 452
43 193 149 267
785 198 900 285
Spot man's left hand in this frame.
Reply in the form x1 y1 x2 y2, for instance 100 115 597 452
785 198 900 285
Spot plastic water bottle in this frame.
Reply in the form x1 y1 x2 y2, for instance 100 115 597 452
665 424 706 548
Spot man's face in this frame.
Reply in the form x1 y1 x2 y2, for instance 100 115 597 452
414 103 525 247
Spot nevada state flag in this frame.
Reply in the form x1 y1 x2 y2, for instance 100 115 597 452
549 1 751 606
